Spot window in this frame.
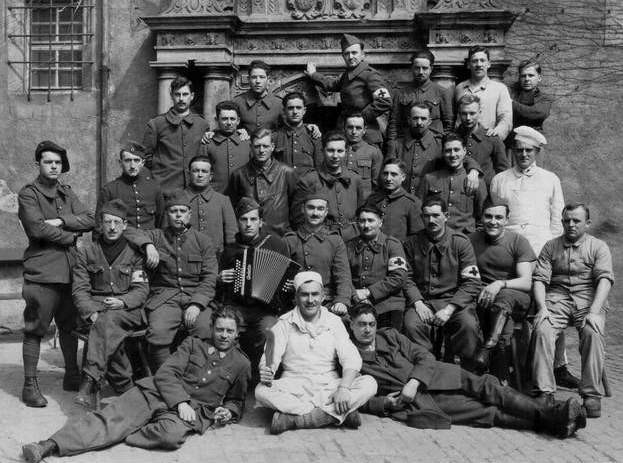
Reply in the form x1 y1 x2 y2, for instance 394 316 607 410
7 0 95 98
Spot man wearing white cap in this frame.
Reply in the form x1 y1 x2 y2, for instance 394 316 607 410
255 271 377 434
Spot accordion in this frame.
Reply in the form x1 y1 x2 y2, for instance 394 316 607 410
233 248 301 307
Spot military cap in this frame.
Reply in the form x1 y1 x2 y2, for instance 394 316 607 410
340 33 364 51
119 141 147 159
100 199 128 220
303 190 330 205
164 189 191 208
293 271 323 291
513 126 547 148
356 204 383 218
235 197 261 218
35 140 70 173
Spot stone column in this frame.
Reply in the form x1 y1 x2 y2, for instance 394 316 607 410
202 65 237 130
157 68 178 114
431 65 458 90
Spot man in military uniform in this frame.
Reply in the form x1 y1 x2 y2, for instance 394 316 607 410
294 132 365 241
218 197 290 380
125 190 218 372
232 60 283 135
21 307 250 462
143 75 210 190
96 141 164 236
456 94 509 187
274 92 324 177
184 155 237 255
403 197 483 370
200 100 251 194
346 205 408 330
418 132 487 235
387 50 454 146
228 128 297 237
349 303 586 438
18 141 95 407
306 34 392 148
343 113 383 200
364 158 422 243
284 192 352 317
73 199 149 406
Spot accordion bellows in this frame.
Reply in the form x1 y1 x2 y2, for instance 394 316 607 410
233 248 301 306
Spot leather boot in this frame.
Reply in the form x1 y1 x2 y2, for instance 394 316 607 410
22 439 58 463
554 365 580 389
270 408 337 434
493 411 533 430
536 398 586 438
473 310 510 373
22 377 48 408
74 374 95 408
59 331 80 391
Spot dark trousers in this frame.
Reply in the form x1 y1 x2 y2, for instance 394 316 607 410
236 304 278 381
146 296 213 346
51 380 209 456
22 281 76 337
377 310 404 331
477 288 531 346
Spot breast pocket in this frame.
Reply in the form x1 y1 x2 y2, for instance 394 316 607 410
87 264 106 290
424 99 441 119
356 158 372 180
116 265 132 292
186 254 203 275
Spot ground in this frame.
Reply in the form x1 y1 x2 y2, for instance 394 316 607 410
1 307 622 463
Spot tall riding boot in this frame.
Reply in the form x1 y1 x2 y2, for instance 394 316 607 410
489 345 510 384
58 330 80 391
22 439 58 463
493 410 533 430
473 310 510 373
270 408 337 434
22 334 47 407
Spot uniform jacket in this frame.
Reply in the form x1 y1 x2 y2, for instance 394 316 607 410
96 170 164 233
387 130 441 196
364 188 423 243
143 109 210 190
403 229 482 311
284 225 352 306
200 131 250 194
509 83 553 132
72 238 149 318
184 186 237 253
228 159 297 237
274 124 323 176
138 336 251 420
388 80 454 140
18 176 95 284
126 227 218 312
310 62 392 144
345 140 383 200
232 91 282 134
346 232 407 314
457 124 509 187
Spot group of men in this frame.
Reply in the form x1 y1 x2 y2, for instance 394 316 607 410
17 31 613 462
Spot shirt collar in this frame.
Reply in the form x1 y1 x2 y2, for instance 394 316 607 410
165 108 196 126
287 306 332 337
414 79 433 92
563 233 588 248
386 187 406 200
244 91 272 109
297 225 329 242
512 163 538 177
212 131 241 145
405 129 435 150
354 232 386 254
33 176 64 199
186 185 214 202
347 61 368 81
422 229 451 254
465 76 490 92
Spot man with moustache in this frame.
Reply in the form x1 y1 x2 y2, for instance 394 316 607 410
418 132 487 235
255 272 377 434
284 192 352 317
349 302 586 438
343 113 383 199
454 46 512 141
469 201 536 377
403 197 483 371
306 34 392 147
143 76 210 190
96 141 164 237
183 155 237 254
21 307 250 462
18 141 95 407
73 199 149 406
387 49 454 145
364 158 423 243
346 205 408 330
228 128 297 237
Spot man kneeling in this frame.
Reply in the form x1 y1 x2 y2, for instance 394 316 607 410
349 302 586 438
255 271 377 434
22 307 250 462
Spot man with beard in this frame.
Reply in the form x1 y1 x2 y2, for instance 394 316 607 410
469 201 536 377
228 128 297 237
364 158 422 243
218 197 290 381
21 307 250 462
73 199 149 405
306 34 392 148
343 113 383 199
143 76 210 190
387 50 454 145
18 141 95 407
183 155 237 254
349 302 586 438
403 196 483 371
346 205 408 330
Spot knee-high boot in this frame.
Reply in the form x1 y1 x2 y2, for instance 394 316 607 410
22 334 47 407
473 310 510 373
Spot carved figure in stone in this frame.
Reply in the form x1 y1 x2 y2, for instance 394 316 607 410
159 33 176 46
434 31 449 44
205 33 219 45
430 0 499 9
483 30 497 43
184 34 196 46
459 32 472 43
163 0 235 14
287 0 322 19
335 0 369 18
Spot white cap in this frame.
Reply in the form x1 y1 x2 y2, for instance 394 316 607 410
293 271 323 291
514 126 547 148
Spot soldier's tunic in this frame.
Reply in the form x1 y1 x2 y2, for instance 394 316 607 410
457 124 509 187
365 187 423 243
232 91 282 134
345 140 383 200
274 124 323 177
200 131 250 194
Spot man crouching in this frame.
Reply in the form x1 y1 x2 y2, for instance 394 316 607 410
255 271 377 434
22 307 250 462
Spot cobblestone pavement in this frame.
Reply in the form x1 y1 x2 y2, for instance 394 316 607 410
1 312 622 463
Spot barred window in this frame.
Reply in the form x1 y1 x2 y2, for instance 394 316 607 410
7 0 95 98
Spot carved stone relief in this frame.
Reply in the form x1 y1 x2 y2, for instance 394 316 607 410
236 35 415 51
162 0 235 14
157 32 227 47
287 0 371 20
429 0 499 9
430 28 499 44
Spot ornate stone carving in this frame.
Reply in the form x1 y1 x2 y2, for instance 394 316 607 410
236 34 414 50
157 32 226 47
162 0 235 14
287 0 370 20
430 0 499 9
430 28 499 44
